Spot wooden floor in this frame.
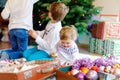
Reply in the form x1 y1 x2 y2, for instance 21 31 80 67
0 41 103 60
0 39 35 50
0 41 11 49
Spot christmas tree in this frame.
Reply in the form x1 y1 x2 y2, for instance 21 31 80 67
33 0 101 34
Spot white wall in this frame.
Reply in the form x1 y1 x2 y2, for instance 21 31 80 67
93 0 120 17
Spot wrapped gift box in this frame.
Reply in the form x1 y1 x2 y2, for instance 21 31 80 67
89 37 120 56
99 14 119 22
0 60 60 80
91 24 98 38
89 37 105 54
104 39 120 56
92 21 120 40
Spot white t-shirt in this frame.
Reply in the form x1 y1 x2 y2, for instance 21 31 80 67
36 21 62 53
1 0 38 30
52 41 80 65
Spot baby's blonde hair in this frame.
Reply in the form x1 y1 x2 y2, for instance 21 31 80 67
60 25 78 41
49 2 69 22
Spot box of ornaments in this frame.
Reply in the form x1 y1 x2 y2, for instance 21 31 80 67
0 58 60 80
59 58 120 80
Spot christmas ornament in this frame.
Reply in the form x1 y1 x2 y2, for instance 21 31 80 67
75 72 85 80
71 69 79 75
96 9 100 13
85 70 98 80
80 67 89 74
91 66 99 72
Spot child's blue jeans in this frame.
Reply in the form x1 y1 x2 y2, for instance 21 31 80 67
8 29 28 59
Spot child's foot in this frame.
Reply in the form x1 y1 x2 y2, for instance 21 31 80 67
0 50 4 57
0 51 9 60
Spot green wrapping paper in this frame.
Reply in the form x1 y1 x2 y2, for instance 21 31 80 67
88 38 96 53
88 37 120 56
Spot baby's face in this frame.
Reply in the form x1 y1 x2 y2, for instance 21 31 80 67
60 39 73 48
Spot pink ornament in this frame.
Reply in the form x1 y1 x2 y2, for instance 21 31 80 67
75 72 85 80
85 70 98 80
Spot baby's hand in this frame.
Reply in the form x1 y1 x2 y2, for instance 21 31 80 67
50 52 57 58
63 62 72 66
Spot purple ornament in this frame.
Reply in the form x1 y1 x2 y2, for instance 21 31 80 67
75 72 85 80
85 70 98 80
72 58 93 70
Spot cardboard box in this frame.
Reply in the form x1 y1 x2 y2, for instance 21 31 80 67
56 70 77 80
58 67 118 80
0 60 60 80
100 14 119 22
42 70 77 80
98 71 117 80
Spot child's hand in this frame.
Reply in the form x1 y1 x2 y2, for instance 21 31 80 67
28 30 38 39
50 52 57 58
63 62 72 66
